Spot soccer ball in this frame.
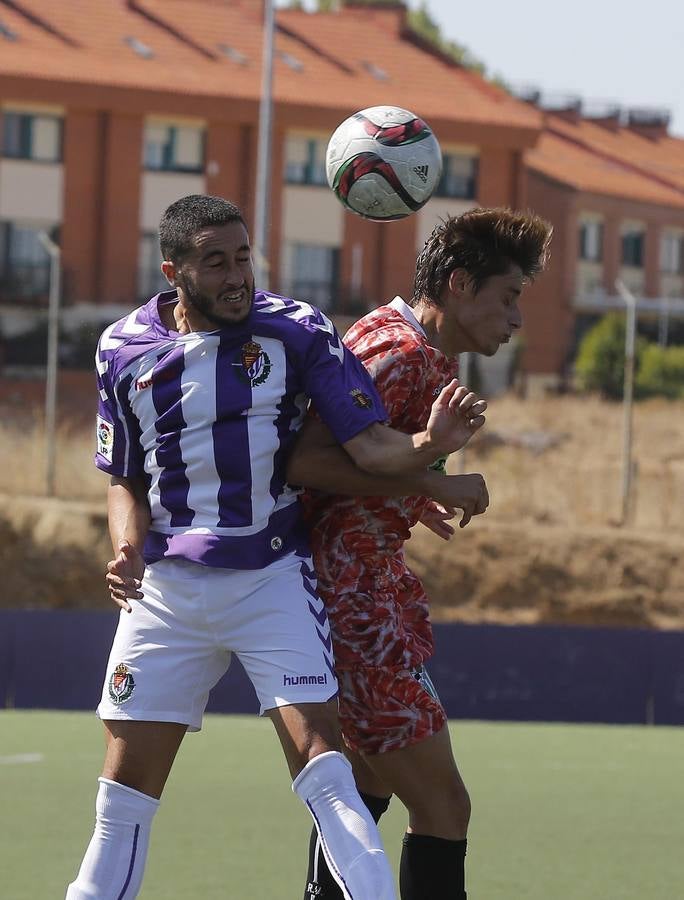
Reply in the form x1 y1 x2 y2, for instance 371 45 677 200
325 105 442 221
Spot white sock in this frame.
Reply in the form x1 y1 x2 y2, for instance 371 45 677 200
293 751 396 900
65 777 160 899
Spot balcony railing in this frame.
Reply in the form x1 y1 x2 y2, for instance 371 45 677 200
573 290 684 316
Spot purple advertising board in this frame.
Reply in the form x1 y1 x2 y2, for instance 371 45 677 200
0 611 682 726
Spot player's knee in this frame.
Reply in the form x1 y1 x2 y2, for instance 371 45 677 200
285 702 343 773
441 775 470 830
409 774 471 835
303 703 343 755
456 780 472 827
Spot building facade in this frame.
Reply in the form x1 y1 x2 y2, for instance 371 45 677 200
1 0 682 382
0 0 540 362
522 106 684 383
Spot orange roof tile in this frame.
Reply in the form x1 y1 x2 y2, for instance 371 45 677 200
526 128 684 210
547 115 684 193
0 0 541 136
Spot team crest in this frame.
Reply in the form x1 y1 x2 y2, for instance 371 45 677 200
350 389 373 410
234 341 271 387
108 663 135 704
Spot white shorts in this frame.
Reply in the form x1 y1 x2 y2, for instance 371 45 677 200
97 552 337 731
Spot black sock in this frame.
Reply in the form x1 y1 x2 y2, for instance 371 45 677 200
303 792 391 900
400 833 467 900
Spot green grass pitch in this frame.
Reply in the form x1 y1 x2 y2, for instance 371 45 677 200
1 711 683 898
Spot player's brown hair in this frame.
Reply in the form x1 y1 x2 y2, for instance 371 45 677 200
411 207 552 305
159 194 245 263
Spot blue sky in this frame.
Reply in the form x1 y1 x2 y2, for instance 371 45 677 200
282 0 684 137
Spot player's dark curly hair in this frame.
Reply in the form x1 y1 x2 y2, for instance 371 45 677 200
159 194 245 263
411 207 552 305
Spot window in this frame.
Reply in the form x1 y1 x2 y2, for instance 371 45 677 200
138 233 167 300
285 137 327 186
2 111 62 162
621 228 644 267
0 222 52 300
434 153 478 199
660 232 683 274
361 61 388 81
288 244 339 310
278 50 304 72
217 44 247 65
579 220 603 261
143 123 205 173
0 20 18 41
124 36 154 59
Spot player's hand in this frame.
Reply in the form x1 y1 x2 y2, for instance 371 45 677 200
106 540 145 613
424 379 487 456
419 501 457 541
430 473 489 528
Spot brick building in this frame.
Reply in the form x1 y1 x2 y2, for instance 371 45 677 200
0 1 538 353
0 0 682 383
521 101 684 384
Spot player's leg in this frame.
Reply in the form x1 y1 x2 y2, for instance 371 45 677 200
232 551 396 900
101 719 187 797
66 559 230 899
66 721 186 900
343 662 468 900
269 700 396 900
362 724 470 900
306 663 469 900
303 746 392 900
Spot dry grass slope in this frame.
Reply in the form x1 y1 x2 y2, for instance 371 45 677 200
1 393 683 626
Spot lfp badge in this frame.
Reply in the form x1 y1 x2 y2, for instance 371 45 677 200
108 663 135 704
96 415 114 463
235 340 271 387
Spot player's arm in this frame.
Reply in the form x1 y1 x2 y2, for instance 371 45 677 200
105 475 150 612
94 335 151 611
287 417 489 526
295 306 485 474
108 474 150 555
288 417 439 496
342 378 486 475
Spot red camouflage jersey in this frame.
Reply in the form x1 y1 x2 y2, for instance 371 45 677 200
303 299 459 670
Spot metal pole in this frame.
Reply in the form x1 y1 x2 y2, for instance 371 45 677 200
658 298 670 347
457 352 472 474
253 0 275 292
615 280 636 525
38 232 62 497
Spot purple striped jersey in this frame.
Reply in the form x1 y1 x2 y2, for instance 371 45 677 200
95 290 387 569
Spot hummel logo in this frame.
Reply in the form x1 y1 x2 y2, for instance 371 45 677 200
283 673 328 686
414 165 429 183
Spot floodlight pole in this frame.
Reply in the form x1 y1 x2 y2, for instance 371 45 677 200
253 0 275 292
38 231 62 498
615 280 637 526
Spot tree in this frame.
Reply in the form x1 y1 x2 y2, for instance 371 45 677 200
407 2 485 73
575 314 646 400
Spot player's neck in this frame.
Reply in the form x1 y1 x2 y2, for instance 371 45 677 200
158 296 213 334
414 302 463 358
173 302 211 334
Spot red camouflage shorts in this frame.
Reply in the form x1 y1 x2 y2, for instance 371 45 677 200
314 551 446 754
336 663 447 755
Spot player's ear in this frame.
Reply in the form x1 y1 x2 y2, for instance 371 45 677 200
161 259 177 287
447 268 469 297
